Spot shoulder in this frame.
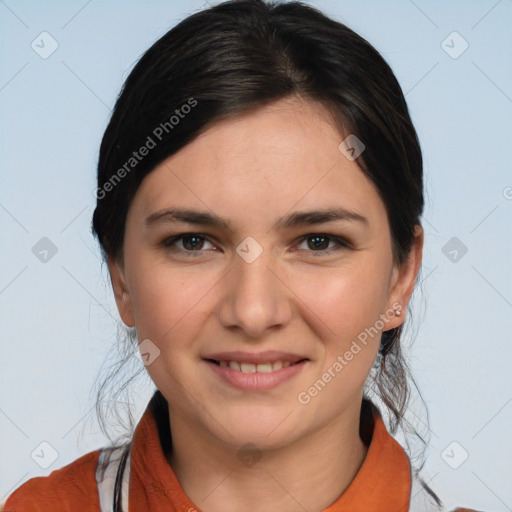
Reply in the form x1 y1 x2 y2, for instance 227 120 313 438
2 449 101 512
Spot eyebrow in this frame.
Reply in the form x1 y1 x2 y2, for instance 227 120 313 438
145 207 368 231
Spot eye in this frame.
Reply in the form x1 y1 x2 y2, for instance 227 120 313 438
161 232 350 258
161 233 217 256
295 233 350 256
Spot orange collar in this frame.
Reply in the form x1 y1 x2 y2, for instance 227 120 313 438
129 400 411 511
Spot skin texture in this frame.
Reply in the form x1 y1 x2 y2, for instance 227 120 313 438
108 96 424 512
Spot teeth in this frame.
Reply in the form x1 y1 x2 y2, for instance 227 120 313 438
256 363 273 373
241 363 256 373
229 361 241 371
217 360 299 372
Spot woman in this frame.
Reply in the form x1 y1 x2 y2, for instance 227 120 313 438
3 1 479 511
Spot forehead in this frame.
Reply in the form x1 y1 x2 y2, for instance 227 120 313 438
131 97 386 228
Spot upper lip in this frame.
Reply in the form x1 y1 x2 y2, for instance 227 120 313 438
203 350 308 364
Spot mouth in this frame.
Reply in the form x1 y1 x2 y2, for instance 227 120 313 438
206 358 308 373
203 352 309 391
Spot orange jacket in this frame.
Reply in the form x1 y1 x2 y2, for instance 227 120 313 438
3 396 479 512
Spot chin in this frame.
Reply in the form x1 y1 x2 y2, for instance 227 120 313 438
210 407 302 450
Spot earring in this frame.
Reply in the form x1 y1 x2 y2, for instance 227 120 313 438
394 307 402 316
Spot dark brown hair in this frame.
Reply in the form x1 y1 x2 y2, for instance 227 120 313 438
91 0 435 504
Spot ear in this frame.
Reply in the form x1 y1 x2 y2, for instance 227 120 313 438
384 224 424 330
107 255 135 327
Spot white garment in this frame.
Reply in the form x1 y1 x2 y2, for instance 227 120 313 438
95 446 131 512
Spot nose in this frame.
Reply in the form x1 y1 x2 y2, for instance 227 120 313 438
216 245 293 339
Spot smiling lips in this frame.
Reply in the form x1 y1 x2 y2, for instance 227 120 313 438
214 359 297 373
204 350 307 372
204 350 308 390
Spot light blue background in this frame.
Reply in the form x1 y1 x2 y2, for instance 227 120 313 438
1 0 511 510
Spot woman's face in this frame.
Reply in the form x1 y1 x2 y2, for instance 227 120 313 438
109 96 422 449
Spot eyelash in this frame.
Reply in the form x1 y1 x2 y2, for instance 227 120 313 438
161 233 350 257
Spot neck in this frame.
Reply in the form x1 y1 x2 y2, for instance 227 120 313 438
163 398 371 512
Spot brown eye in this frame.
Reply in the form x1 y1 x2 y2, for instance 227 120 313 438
296 233 349 255
180 234 206 250
162 233 216 255
306 234 330 250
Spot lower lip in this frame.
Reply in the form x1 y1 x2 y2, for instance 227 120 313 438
205 360 307 391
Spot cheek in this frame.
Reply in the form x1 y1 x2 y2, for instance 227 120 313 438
294 259 391 339
128 265 212 344
128 268 214 391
